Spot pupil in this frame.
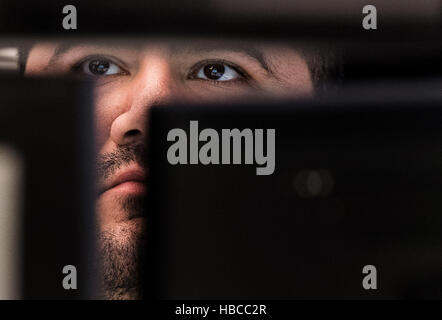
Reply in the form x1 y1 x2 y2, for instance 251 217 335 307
204 64 225 80
89 60 110 75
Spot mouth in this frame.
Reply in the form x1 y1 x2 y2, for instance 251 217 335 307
99 165 147 196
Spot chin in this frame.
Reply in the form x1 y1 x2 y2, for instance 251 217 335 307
101 217 146 245
100 214 146 239
97 214 147 300
96 191 146 230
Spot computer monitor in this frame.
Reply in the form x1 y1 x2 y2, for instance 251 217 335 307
0 77 97 299
146 80 442 299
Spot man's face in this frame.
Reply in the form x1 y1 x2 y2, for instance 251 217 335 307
24 39 314 299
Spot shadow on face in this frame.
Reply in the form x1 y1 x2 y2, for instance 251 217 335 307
23 37 320 299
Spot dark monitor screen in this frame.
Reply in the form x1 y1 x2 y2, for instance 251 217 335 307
0 77 96 299
146 80 442 299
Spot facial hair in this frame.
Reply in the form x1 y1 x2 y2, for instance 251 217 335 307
96 143 147 299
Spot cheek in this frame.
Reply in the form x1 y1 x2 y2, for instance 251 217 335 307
262 49 314 96
185 82 260 102
262 68 314 97
93 83 132 149
277 62 314 95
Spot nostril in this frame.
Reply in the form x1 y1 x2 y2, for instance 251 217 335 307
124 129 142 138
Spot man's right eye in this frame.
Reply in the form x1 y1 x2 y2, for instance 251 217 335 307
74 57 128 77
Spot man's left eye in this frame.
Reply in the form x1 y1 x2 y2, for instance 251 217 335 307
81 58 124 76
196 63 240 81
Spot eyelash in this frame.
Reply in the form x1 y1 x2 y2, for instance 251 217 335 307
71 56 251 84
71 55 129 77
187 59 251 84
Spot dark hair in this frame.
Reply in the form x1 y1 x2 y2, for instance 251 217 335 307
301 44 343 92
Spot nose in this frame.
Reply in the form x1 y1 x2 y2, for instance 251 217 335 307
109 56 174 146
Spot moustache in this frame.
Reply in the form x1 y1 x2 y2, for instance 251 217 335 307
97 143 147 180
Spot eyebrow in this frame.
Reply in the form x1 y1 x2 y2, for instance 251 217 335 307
47 42 273 73
45 44 75 68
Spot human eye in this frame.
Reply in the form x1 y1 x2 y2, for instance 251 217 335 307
188 60 250 83
72 55 129 77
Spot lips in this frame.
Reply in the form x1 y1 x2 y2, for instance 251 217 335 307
99 165 147 195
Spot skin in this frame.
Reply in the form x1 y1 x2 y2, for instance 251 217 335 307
24 39 314 299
